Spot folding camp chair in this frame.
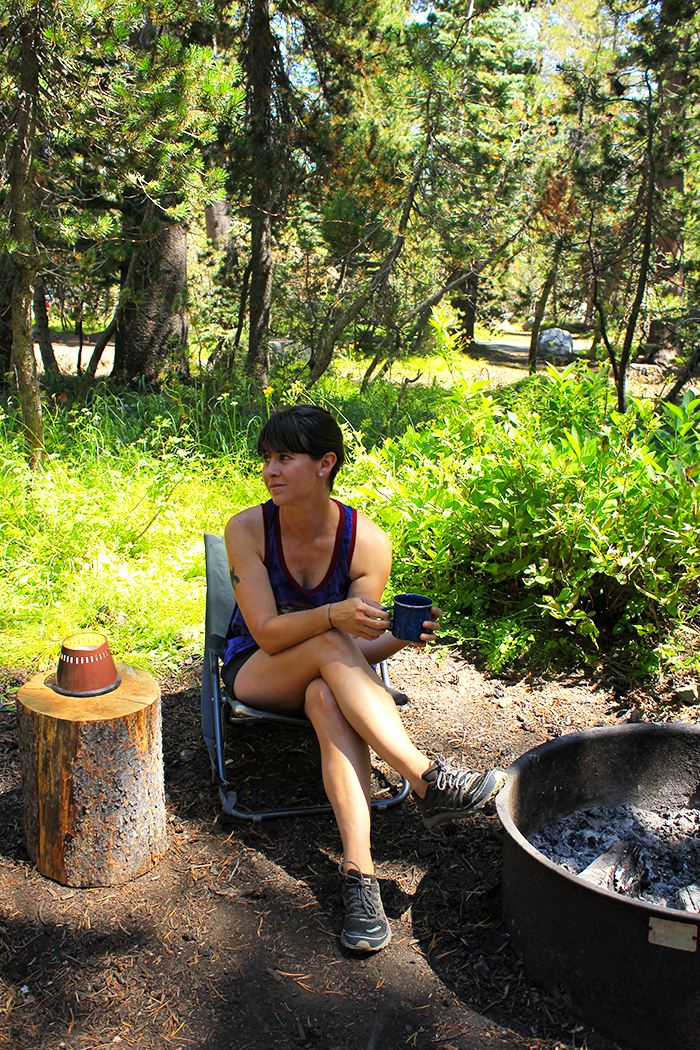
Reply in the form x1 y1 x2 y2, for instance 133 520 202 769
201 532 411 821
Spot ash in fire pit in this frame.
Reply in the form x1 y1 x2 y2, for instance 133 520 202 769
497 724 700 1050
530 802 700 909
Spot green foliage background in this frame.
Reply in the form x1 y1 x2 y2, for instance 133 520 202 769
2 313 698 682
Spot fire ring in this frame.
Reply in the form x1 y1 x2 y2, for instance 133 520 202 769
496 723 700 1050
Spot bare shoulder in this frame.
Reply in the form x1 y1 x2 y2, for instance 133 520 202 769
354 509 391 554
352 509 392 583
224 505 265 554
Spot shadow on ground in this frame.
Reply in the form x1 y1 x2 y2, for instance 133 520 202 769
0 651 629 1050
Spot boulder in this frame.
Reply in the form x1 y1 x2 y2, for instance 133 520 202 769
538 327 574 361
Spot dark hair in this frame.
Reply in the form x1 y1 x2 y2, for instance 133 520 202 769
257 405 346 490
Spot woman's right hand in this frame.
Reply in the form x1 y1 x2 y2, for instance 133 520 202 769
329 596 391 640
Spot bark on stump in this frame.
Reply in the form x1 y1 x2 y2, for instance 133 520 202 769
17 664 167 887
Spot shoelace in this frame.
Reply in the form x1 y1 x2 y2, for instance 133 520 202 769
343 870 379 920
433 761 479 793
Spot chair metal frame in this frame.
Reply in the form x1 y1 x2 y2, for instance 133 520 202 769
201 532 411 821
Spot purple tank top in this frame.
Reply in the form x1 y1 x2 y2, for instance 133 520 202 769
223 499 357 664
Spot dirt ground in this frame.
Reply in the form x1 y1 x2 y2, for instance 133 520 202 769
1 646 695 1050
33 333 115 377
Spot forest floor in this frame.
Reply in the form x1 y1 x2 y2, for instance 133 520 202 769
1 648 698 1050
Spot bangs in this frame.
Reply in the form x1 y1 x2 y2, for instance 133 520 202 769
256 414 312 458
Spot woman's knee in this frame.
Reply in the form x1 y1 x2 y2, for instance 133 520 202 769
304 678 357 742
313 626 359 664
304 677 339 721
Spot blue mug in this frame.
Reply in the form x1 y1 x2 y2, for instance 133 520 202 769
390 593 433 642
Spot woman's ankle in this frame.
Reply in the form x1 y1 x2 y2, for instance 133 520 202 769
340 857 374 877
411 759 437 798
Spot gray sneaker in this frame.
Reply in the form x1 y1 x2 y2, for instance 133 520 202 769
414 758 507 828
338 863 391 951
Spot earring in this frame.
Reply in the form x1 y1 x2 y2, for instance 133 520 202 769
319 472 324 476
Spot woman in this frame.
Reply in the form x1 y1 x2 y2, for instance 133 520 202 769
223 405 505 952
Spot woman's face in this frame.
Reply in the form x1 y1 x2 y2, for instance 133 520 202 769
261 449 324 503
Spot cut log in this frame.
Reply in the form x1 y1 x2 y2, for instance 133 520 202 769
676 884 700 912
17 664 167 887
579 840 643 895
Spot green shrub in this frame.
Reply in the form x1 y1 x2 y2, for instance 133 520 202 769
344 362 700 675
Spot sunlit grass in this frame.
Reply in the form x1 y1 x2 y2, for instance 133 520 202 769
1 443 266 671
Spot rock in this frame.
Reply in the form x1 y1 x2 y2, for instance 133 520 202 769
675 682 699 705
538 327 574 361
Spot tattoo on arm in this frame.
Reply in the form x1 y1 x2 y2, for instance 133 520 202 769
229 566 240 588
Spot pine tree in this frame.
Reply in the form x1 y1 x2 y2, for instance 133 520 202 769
206 0 403 383
555 0 700 408
0 0 243 409
3 3 45 467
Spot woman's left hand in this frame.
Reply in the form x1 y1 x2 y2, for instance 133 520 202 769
412 605 442 648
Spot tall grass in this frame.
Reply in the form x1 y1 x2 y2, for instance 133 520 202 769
0 387 266 670
0 366 439 672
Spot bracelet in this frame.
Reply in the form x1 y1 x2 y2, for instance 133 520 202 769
328 603 333 628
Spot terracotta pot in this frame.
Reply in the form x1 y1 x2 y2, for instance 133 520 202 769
53 632 122 697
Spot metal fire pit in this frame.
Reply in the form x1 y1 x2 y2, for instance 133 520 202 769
496 723 700 1050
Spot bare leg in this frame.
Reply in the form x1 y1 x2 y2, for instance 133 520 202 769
304 678 373 873
233 628 432 794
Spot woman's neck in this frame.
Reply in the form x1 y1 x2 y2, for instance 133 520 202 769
278 493 337 541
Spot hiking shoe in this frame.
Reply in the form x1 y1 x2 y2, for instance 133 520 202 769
414 758 507 829
388 685 409 706
338 863 391 951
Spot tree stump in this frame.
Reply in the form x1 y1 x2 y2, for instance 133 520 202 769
17 664 167 887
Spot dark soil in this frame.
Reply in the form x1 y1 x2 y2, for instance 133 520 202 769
0 649 694 1050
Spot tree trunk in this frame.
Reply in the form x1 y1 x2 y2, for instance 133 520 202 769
75 301 84 374
233 261 251 356
358 217 537 393
446 266 478 341
664 344 700 404
205 199 232 247
113 206 190 383
646 0 689 361
617 102 656 413
453 272 479 345
33 278 59 376
87 223 144 378
247 199 272 385
0 257 14 379
86 314 119 378
9 16 44 468
307 145 429 387
12 270 45 467
17 664 167 888
529 239 563 374
245 0 274 385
